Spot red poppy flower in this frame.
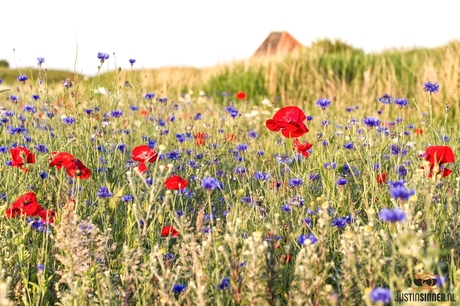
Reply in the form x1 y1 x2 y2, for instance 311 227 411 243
422 146 455 177
293 139 312 158
236 91 247 100
225 133 236 142
49 152 74 169
195 132 207 146
10 147 35 172
5 192 43 218
64 159 92 179
164 175 188 190
131 145 158 172
265 106 309 138
161 225 179 237
414 128 423 135
376 172 387 184
39 209 55 224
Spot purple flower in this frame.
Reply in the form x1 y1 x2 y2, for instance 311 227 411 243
377 93 393 104
62 79 74 88
379 208 406 222
201 177 220 191
62 117 76 125
23 105 36 113
395 98 408 107
129 59 136 65
219 277 230 290
144 92 155 99
332 217 347 228
31 94 40 101
37 57 45 66
17 75 28 83
35 144 48 153
97 186 113 198
289 178 303 187
97 52 110 62
10 95 18 103
298 233 318 246
121 195 134 202
343 142 354 150
194 113 203 120
109 110 123 118
172 284 187 293
363 117 380 127
370 287 391 303
390 185 415 200
423 82 440 93
316 98 331 110
337 178 348 186
248 130 258 139
281 204 291 212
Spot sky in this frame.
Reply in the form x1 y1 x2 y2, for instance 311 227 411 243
1 0 459 76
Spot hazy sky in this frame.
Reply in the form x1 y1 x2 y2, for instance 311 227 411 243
2 0 459 76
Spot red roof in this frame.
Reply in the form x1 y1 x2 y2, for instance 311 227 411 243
253 31 302 58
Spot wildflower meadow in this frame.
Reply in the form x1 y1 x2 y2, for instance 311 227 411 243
0 46 460 305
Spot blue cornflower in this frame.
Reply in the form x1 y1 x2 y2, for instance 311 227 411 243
172 284 187 293
129 59 136 65
0 78 2 84
236 143 248 151
129 105 138 111
0 146 7 153
144 92 155 99
343 142 354 150
390 185 414 200
395 98 408 107
62 117 75 125
379 208 406 222
97 186 113 198
321 120 331 126
0 194 6 201
39 172 47 180
306 115 313 121
346 106 354 112
23 105 36 113
10 95 18 102
275 154 292 165
35 144 48 153
158 97 168 103
219 277 230 290
37 263 45 272
166 149 181 160
97 52 109 61
397 165 407 177
377 93 393 104
302 217 312 226
289 178 303 187
175 133 186 143
337 178 348 186
281 204 291 212
298 233 318 246
201 177 220 191
363 117 380 127
18 74 28 83
316 98 331 110
9 127 26 135
309 173 319 181
109 110 123 118
370 287 391 303
248 130 258 139
31 94 40 101
62 79 74 88
4 111 14 117
332 217 347 228
37 57 45 66
121 195 134 202
235 166 246 174
423 82 440 93
194 113 203 120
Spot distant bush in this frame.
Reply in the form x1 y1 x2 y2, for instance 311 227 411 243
0 59 9 68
